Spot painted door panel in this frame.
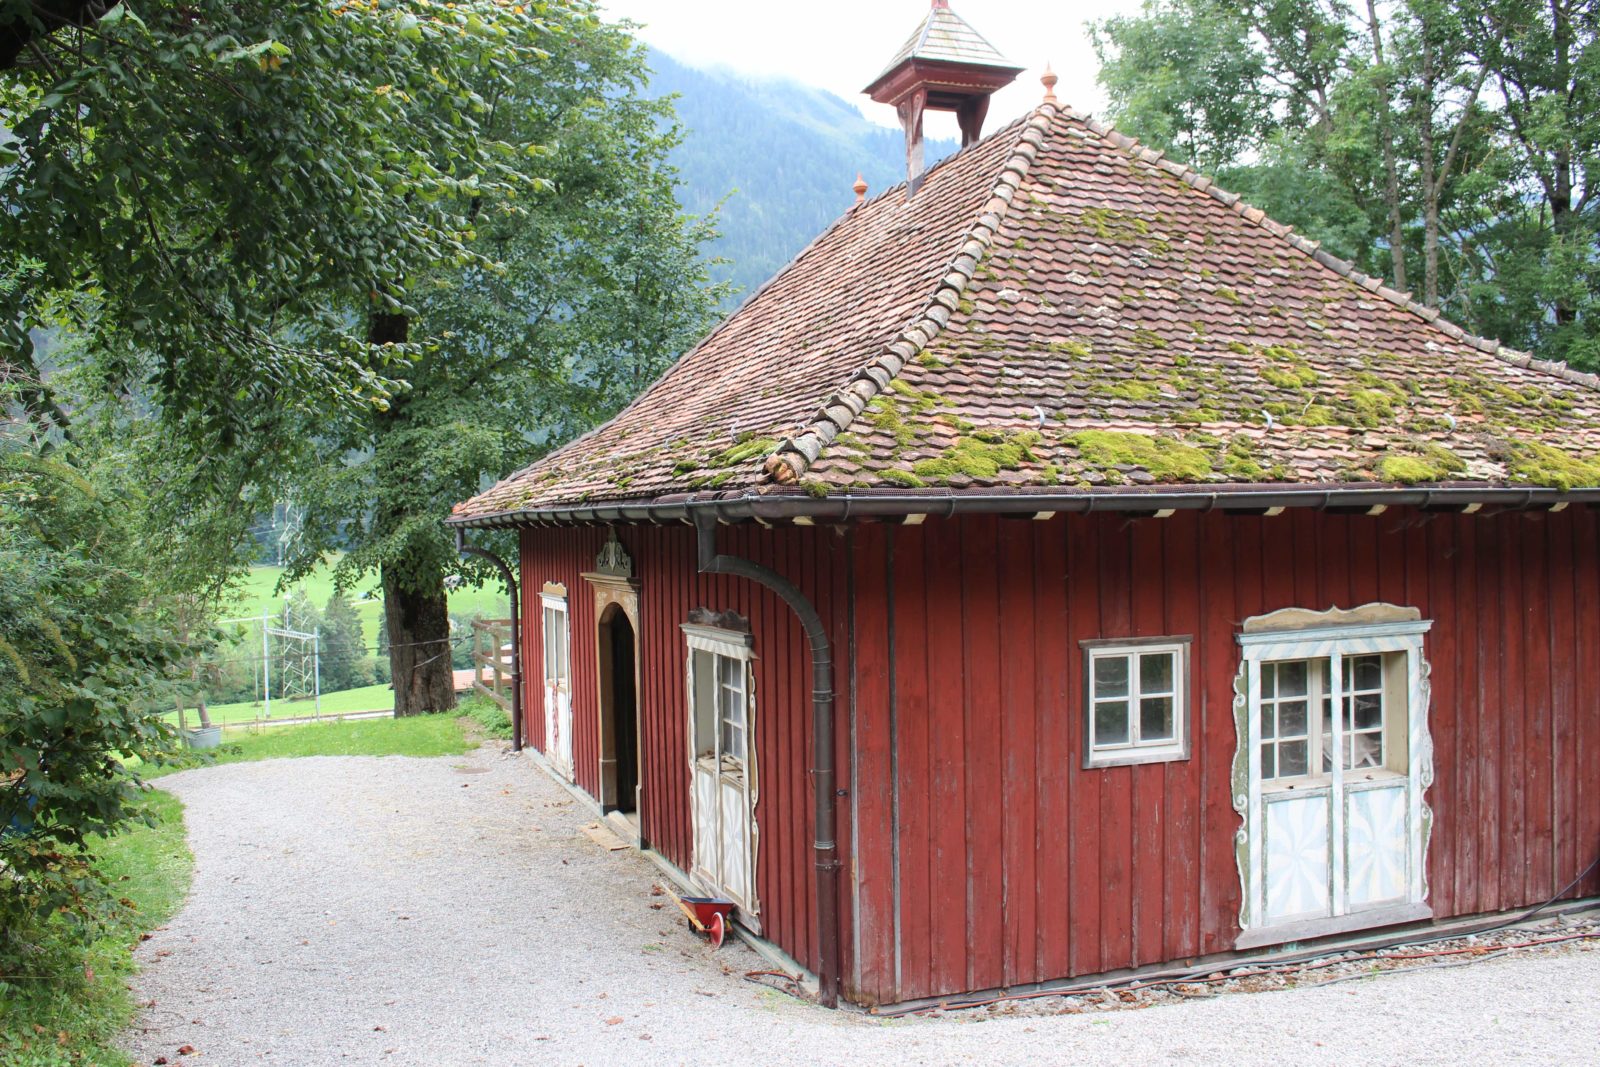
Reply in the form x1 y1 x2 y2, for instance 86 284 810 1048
1346 783 1408 907
1264 792 1331 921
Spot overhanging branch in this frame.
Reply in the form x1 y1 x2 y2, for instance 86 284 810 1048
1 0 117 71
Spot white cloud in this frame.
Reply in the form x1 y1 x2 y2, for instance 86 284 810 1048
599 0 1145 137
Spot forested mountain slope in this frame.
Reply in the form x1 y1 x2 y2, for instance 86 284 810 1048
648 50 958 302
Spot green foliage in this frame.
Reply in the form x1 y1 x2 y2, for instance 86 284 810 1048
459 696 514 740
277 13 726 671
1093 0 1600 367
1 413 187 961
319 593 371 695
1091 0 1273 168
1 0 573 448
0 791 191 1067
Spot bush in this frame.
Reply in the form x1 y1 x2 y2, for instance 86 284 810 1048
459 695 513 740
1 442 186 969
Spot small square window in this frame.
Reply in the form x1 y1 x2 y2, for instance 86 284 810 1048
1081 638 1191 768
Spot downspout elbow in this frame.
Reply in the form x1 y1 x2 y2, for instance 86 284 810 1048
693 512 841 1009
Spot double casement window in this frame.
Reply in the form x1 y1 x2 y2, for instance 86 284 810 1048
1258 654 1395 782
1234 611 1433 946
1081 638 1191 768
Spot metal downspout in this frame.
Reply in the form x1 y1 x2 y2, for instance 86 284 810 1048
455 530 524 753
693 511 841 1008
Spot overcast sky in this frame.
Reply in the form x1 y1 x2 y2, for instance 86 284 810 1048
597 1 1146 135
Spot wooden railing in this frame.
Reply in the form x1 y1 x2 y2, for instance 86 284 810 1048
470 617 514 711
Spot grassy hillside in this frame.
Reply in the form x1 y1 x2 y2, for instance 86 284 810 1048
231 559 509 647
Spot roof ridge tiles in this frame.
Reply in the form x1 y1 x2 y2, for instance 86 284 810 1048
1059 103 1598 396
761 104 1059 486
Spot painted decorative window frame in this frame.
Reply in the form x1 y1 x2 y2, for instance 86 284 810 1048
1231 609 1435 944
539 590 570 688
1079 635 1193 769
682 622 761 923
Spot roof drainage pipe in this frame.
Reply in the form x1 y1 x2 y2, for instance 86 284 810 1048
693 510 841 1009
454 529 523 753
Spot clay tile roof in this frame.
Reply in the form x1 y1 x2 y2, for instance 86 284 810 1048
873 2 1019 80
452 103 1600 525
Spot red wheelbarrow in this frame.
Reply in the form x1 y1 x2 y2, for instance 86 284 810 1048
661 884 736 948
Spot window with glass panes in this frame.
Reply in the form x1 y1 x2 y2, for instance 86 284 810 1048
542 601 569 686
1259 653 1389 782
1082 638 1190 767
716 653 747 765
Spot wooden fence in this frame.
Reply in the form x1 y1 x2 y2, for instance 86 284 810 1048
470 617 515 711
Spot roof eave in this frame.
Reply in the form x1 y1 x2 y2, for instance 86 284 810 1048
863 57 1026 102
445 482 1598 529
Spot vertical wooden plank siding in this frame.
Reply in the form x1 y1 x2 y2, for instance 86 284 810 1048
522 504 1600 1008
517 523 841 980
863 507 1600 1004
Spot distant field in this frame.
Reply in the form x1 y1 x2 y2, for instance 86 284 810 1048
167 682 397 728
230 558 511 647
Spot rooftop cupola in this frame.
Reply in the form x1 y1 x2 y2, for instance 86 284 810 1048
863 0 1023 193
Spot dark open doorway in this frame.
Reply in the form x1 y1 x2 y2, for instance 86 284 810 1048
598 605 639 817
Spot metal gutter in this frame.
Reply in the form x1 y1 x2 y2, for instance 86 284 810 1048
454 530 523 753
692 512 842 1009
446 483 1600 530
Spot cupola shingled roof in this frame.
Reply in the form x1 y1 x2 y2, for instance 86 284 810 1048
451 101 1600 527
867 0 1021 87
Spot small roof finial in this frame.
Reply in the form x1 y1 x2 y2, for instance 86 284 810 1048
1042 64 1059 105
853 173 869 205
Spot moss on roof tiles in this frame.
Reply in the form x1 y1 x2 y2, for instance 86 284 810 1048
455 104 1600 522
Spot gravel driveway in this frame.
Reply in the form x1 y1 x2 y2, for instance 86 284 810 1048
126 741 1599 1066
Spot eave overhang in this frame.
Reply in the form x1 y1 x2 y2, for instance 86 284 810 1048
864 57 1025 106
445 482 1600 530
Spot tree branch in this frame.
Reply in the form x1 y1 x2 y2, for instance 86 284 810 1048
1 0 114 71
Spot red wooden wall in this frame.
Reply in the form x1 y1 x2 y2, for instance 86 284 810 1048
847 506 1600 1005
518 524 853 977
521 505 1600 1007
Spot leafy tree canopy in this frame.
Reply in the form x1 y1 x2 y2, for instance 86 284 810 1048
1 0 563 453
1093 0 1600 368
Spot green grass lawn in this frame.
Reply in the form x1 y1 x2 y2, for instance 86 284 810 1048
233 558 509 647
0 791 193 1067
190 713 473 766
165 681 398 728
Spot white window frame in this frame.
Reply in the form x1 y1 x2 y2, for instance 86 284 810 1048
1234 617 1434 944
1080 636 1192 769
540 593 570 690
540 591 572 778
683 623 760 919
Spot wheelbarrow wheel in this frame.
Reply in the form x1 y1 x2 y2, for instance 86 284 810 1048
708 910 727 949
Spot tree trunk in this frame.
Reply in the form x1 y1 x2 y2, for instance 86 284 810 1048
1366 0 1408 293
1418 34 1440 307
382 557 456 717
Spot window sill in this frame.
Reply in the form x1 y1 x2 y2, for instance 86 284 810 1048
1084 747 1189 770
1236 902 1433 950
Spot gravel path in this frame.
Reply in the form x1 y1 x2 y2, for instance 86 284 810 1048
126 743 1600 1066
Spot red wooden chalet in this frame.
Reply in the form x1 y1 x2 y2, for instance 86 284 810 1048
450 1 1600 1009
